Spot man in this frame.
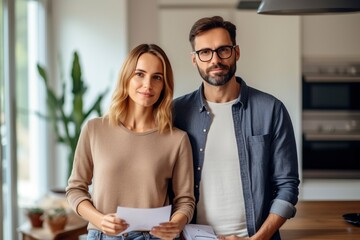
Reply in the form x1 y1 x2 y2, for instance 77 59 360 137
173 16 300 240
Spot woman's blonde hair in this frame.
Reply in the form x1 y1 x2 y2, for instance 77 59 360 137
108 44 174 133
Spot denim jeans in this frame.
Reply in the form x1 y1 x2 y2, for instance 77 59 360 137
87 229 172 240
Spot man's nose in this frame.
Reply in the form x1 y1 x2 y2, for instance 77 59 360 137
211 51 222 63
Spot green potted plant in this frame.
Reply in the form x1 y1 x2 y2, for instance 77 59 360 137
26 207 45 228
44 207 68 233
37 51 109 180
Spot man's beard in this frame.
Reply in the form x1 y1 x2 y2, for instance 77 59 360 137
197 62 236 86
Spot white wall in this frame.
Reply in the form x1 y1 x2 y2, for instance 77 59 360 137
48 0 128 187
302 13 360 59
128 0 158 49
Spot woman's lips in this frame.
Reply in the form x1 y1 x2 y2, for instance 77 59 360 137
138 91 154 97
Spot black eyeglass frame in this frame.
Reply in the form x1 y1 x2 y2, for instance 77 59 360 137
192 45 237 62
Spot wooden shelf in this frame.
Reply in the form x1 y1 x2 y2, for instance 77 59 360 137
18 212 87 240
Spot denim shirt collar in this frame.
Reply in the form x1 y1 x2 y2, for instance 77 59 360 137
197 76 248 112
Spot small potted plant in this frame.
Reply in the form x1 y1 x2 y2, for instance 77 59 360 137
45 207 68 233
26 207 44 228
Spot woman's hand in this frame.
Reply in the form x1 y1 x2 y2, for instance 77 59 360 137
77 201 129 236
150 221 181 240
99 213 129 236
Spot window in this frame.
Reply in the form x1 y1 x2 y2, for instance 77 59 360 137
1 0 5 238
1 0 47 238
16 0 48 207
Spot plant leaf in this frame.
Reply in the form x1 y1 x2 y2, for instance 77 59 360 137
37 64 48 86
36 51 111 180
71 51 83 94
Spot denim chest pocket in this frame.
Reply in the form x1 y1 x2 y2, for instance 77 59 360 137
247 134 271 167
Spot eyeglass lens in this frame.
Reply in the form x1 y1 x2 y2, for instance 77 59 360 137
197 46 234 62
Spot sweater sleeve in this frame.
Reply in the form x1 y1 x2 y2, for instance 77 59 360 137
171 133 195 223
65 122 94 215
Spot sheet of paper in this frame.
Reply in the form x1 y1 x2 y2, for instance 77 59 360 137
116 205 171 234
183 224 217 240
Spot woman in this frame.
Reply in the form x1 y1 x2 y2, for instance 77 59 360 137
66 44 195 240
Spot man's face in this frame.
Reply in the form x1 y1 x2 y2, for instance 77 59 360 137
192 28 240 86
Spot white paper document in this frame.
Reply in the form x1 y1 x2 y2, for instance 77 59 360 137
116 205 171 234
183 224 217 240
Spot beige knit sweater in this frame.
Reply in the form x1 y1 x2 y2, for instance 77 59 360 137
66 117 195 231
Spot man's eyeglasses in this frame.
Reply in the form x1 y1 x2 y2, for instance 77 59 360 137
192 45 236 62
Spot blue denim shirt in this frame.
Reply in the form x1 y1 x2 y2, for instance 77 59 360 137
173 77 300 239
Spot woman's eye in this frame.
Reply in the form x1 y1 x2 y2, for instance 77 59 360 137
135 72 144 77
153 75 163 81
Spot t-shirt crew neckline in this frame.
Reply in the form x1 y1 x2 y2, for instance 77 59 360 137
206 98 238 106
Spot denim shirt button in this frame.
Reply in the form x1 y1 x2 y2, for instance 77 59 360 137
197 167 201 171
199 148 203 152
195 185 199 188
203 129 207 133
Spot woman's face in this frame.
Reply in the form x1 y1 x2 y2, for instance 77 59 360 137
128 53 164 109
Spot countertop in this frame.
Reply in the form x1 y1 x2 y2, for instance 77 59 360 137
280 200 360 240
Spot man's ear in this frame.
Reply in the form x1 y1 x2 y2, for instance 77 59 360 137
191 53 197 66
235 45 240 61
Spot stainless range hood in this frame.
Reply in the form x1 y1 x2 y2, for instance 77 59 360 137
237 0 261 10
237 0 360 15
256 0 360 15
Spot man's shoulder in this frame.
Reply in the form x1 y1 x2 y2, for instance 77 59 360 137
237 76 282 108
246 85 282 105
173 89 201 127
241 84 289 118
173 89 200 107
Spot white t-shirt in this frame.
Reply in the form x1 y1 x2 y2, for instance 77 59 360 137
196 100 248 237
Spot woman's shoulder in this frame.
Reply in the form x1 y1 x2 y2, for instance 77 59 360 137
154 127 190 148
167 127 190 140
171 126 186 133
85 116 111 130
